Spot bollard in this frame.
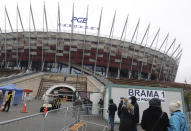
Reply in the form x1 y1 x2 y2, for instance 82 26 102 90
21 102 28 113
0 101 5 111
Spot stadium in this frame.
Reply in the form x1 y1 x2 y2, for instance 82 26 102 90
0 4 182 82
0 3 190 131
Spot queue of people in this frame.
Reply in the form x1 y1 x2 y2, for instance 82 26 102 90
107 97 188 131
73 97 93 115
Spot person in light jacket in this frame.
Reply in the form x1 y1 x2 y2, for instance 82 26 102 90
168 101 188 131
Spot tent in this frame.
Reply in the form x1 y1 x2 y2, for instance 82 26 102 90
0 84 23 105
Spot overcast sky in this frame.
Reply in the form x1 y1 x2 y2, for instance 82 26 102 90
0 0 190 84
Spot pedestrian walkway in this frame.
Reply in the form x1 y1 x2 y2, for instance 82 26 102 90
1 100 190 131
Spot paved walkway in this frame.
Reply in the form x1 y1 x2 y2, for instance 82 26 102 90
1 100 191 131
0 100 43 122
6 100 190 131
0 100 144 131
0 100 146 131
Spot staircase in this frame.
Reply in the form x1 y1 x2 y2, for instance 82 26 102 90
86 75 104 93
70 63 110 86
37 74 87 98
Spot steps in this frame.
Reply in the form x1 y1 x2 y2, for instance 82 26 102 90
86 75 104 92
70 63 110 86
37 75 87 98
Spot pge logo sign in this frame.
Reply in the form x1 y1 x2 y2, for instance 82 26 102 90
71 17 87 23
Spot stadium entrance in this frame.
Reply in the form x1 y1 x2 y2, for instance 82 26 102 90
45 84 78 102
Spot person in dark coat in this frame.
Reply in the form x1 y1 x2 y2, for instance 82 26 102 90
130 96 139 131
119 98 134 131
98 98 104 118
108 99 117 131
83 98 89 115
141 98 169 131
73 98 82 118
88 99 93 114
98 98 103 108
118 97 124 119
73 98 82 107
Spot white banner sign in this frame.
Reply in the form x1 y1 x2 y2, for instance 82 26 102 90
128 88 165 102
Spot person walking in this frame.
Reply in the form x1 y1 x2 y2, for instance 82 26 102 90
168 101 188 131
98 98 104 118
84 98 90 115
88 99 93 114
119 98 134 131
130 96 139 131
108 99 117 131
3 91 13 112
73 98 82 117
118 97 124 119
141 98 169 131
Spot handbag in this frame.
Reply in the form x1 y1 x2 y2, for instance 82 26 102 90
151 112 164 131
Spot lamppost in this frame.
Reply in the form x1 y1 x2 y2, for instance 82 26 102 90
73 70 81 99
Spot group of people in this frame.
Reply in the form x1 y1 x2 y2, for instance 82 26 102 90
73 97 93 115
40 95 63 112
108 97 188 131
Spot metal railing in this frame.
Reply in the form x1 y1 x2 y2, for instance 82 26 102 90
186 112 191 130
0 105 108 131
43 106 80 131
0 113 43 131
70 63 111 86
79 106 109 131
0 71 40 84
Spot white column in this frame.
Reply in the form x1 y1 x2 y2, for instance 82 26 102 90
106 11 116 78
94 9 103 75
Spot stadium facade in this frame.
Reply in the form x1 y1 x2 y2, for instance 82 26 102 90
0 4 182 82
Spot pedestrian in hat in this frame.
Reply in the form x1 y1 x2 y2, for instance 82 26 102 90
168 101 188 131
118 97 124 119
141 98 169 131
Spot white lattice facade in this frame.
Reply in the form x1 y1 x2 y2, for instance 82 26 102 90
0 32 178 81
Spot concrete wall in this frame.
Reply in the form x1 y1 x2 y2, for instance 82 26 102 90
14 76 42 97
104 88 109 120
90 92 102 115
0 73 44 97
0 73 105 99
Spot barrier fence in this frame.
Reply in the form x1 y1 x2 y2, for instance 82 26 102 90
1 102 191 131
0 113 43 131
78 105 109 131
0 105 109 131
186 112 191 130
